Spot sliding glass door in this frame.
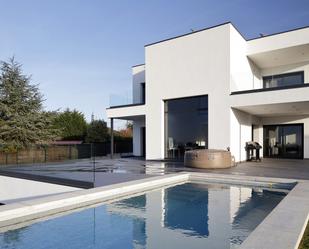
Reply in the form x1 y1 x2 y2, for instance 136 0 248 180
263 124 303 159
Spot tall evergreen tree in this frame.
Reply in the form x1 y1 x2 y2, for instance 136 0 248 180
85 119 109 143
0 58 58 151
53 109 87 140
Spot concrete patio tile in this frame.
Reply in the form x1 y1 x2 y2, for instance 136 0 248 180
240 227 299 249
259 208 308 233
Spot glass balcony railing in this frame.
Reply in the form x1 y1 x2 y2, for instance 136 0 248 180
230 70 308 94
230 70 308 95
109 92 145 108
109 93 133 107
263 72 304 89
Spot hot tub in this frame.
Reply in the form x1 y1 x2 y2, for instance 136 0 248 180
184 149 233 169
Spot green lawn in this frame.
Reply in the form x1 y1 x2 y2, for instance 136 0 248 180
299 223 309 249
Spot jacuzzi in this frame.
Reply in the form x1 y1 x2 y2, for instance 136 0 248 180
184 149 233 169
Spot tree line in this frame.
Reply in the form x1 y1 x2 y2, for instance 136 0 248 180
0 58 132 152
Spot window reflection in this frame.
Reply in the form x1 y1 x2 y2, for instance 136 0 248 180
164 96 208 159
263 71 304 88
263 124 303 159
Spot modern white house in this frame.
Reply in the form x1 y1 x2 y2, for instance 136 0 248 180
106 22 309 161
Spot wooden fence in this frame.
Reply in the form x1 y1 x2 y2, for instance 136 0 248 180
0 146 78 165
0 141 133 165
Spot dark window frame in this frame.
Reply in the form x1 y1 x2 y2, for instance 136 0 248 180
164 95 208 159
263 123 304 159
262 71 304 89
140 82 145 104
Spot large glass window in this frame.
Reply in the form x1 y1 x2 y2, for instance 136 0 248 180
141 83 145 104
263 124 303 159
164 95 208 159
263 71 304 88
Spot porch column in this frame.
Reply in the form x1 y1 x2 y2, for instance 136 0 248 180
110 118 114 159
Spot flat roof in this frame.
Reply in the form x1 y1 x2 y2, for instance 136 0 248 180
145 21 232 47
144 21 309 47
132 63 145 68
132 22 309 67
247 24 309 41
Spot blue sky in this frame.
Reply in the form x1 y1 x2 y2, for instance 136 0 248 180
0 0 308 126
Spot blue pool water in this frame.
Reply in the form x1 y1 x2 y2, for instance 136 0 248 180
0 183 286 249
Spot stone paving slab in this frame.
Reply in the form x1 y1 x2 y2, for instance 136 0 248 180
1 158 309 185
0 157 307 201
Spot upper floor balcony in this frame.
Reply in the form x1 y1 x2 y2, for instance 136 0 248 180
233 26 309 94
232 70 309 94
231 27 309 112
247 25 309 68
231 42 309 93
230 80 309 117
106 91 146 120
106 65 145 122
231 44 309 108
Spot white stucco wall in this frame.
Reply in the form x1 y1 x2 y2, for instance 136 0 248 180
133 118 145 156
145 24 231 160
260 61 309 83
229 26 261 161
230 86 309 108
106 104 146 119
230 109 260 161
133 65 146 104
229 25 262 92
0 176 80 204
247 27 309 55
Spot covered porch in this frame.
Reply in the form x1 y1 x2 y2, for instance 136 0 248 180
230 100 309 161
110 115 145 158
106 103 146 159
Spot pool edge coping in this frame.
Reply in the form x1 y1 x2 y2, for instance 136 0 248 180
0 173 190 228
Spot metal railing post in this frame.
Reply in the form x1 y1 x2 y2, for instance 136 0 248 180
110 118 114 159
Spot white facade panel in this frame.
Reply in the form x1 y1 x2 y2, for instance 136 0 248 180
145 24 231 159
133 118 145 156
133 65 146 104
229 25 262 92
230 87 309 108
261 62 309 82
106 104 145 119
230 109 260 161
247 27 309 55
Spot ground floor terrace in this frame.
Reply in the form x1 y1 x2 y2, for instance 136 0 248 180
231 87 309 161
231 101 309 159
109 100 309 162
1 157 309 191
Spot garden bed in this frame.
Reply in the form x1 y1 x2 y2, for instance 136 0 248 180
299 222 309 249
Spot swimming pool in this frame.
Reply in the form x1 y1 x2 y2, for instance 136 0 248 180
0 182 286 249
